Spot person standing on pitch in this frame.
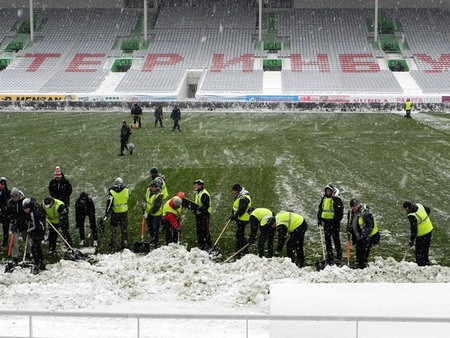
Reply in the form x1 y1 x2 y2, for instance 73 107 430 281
404 98 413 118
348 198 380 269
162 192 185 244
154 105 164 128
170 105 181 131
22 198 46 275
273 210 308 268
229 183 252 255
119 120 132 156
403 201 433 266
131 103 143 128
0 177 11 248
75 192 98 247
248 207 276 258
49 166 72 229
106 177 130 250
192 179 212 251
43 197 72 255
6 187 30 264
149 167 169 200
317 183 344 264
144 181 164 249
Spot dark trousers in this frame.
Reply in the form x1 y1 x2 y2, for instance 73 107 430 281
109 212 128 248
147 215 161 248
172 119 180 130
29 229 44 266
235 220 249 253
76 214 98 241
155 118 163 127
355 232 380 268
133 115 141 128
415 232 432 266
195 213 212 250
48 221 72 251
323 221 342 261
120 139 129 154
286 225 307 268
1 216 9 246
163 218 179 244
258 226 275 258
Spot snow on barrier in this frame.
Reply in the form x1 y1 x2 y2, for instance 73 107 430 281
270 283 450 338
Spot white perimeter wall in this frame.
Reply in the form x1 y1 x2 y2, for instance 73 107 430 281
0 0 125 8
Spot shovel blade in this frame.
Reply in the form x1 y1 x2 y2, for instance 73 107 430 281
133 242 151 254
4 262 15 273
67 249 86 261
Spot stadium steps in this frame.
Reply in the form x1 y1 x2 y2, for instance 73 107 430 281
263 71 282 94
392 72 423 96
95 71 126 93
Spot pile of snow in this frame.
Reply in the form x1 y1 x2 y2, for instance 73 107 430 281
2 245 450 313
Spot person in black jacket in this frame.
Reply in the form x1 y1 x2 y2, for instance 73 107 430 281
48 166 72 229
170 105 181 131
7 187 30 264
131 103 143 128
75 192 98 247
119 120 132 156
22 198 46 274
0 177 11 248
348 198 380 269
317 183 344 264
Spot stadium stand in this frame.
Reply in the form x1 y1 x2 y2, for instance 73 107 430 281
0 1 448 103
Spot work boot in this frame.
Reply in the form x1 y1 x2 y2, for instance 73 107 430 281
118 153 124 156
121 240 128 250
31 265 40 275
12 257 19 265
93 240 98 247
39 261 47 270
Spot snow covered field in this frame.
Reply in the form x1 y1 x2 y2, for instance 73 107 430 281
1 245 450 337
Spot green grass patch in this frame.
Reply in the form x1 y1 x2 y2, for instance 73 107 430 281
1 111 449 266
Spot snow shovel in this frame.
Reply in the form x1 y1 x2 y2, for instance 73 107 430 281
133 214 150 254
46 219 85 261
206 219 230 257
4 234 15 273
315 225 328 271
224 243 249 263
5 234 32 273
97 215 107 234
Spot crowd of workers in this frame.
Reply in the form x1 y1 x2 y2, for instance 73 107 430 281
0 162 435 274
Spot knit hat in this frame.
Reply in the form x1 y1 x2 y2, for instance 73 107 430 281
54 166 62 178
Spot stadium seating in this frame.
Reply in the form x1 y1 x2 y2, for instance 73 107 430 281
0 3 448 98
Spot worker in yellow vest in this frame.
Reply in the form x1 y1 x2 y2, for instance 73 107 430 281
105 177 130 250
162 192 185 244
248 207 276 258
404 98 413 118
317 183 344 264
229 183 252 255
192 179 213 251
144 180 164 249
273 210 309 268
403 201 433 266
348 198 380 269
43 197 71 255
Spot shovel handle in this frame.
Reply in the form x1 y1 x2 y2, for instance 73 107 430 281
224 243 249 263
214 219 231 247
7 233 14 257
140 215 145 240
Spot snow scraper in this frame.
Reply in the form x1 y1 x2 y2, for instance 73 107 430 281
133 214 150 254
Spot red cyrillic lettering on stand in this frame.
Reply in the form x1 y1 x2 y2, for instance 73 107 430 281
66 54 106 72
414 54 450 73
142 54 184 72
25 53 61 72
339 54 380 73
290 54 330 72
210 54 254 73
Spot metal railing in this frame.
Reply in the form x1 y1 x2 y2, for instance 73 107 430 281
1 310 449 338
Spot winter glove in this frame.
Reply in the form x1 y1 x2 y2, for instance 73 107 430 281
317 221 322 227
409 240 415 248
228 214 237 221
